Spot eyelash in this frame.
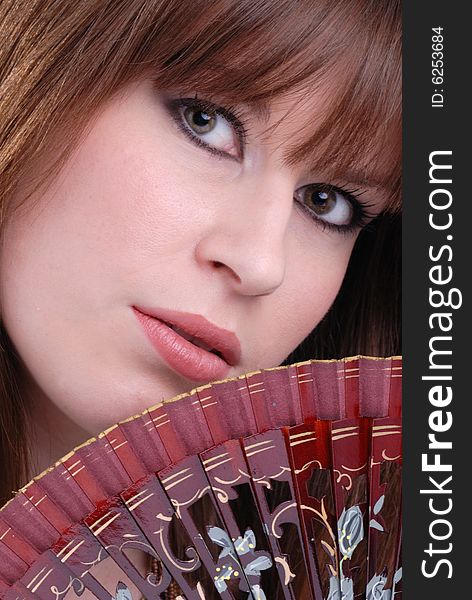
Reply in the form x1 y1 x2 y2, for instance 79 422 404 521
164 95 376 233
165 94 249 161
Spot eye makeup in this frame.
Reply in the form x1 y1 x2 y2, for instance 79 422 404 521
163 94 250 162
162 93 381 234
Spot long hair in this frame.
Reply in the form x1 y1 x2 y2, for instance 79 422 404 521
0 0 401 505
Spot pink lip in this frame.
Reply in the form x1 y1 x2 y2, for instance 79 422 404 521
132 305 241 384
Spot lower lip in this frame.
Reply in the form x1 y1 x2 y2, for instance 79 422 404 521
133 307 231 384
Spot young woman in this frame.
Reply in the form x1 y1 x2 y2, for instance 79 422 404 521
0 1 401 595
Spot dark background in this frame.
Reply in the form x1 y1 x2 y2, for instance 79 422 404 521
403 1 467 594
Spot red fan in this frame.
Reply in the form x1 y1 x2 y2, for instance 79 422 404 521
0 356 402 600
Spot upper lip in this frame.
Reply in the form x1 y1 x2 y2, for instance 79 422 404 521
133 305 242 366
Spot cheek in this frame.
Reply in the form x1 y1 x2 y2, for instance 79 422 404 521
254 233 355 368
0 103 206 421
293 214 356 311
294 253 349 331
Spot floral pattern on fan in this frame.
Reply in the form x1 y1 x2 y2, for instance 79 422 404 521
366 567 402 600
325 505 365 600
338 506 364 561
369 494 386 532
112 582 133 600
207 527 272 595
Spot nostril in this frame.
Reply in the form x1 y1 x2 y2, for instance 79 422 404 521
211 260 242 284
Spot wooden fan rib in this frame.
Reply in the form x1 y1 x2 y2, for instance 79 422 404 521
2 580 36 600
295 362 318 421
0 497 57 556
392 539 403 597
242 429 315 600
0 535 32 583
330 417 371 596
84 496 173 598
243 366 303 433
101 425 148 484
64 437 132 504
20 481 72 534
31 467 94 525
358 357 392 418
388 357 403 418
15 549 82 600
201 439 290 600
163 392 214 457
158 455 246 599
48 525 112 600
118 413 171 474
121 472 204 599
146 403 187 465
310 361 346 420
195 377 257 445
286 418 335 599
343 358 360 420
366 415 402 593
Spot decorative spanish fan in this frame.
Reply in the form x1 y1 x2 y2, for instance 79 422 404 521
0 356 402 600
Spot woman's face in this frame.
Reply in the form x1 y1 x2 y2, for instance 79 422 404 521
0 79 386 436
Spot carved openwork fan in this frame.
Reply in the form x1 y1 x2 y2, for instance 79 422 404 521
0 356 402 600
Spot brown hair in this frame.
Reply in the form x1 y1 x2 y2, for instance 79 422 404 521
0 0 401 505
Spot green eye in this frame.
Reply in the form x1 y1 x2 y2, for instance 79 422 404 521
183 107 217 134
166 96 248 160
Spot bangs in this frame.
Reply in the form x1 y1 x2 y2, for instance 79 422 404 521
0 0 400 213
143 0 401 210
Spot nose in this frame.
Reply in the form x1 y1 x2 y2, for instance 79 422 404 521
194 179 293 297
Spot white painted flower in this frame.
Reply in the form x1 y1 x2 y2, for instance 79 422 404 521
112 582 133 600
338 506 364 558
